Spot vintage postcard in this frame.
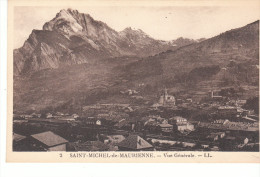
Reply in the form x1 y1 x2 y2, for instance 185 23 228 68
7 0 260 163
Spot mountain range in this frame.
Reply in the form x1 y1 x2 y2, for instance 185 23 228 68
14 8 199 75
13 8 259 113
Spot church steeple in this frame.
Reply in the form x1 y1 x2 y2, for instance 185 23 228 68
158 88 176 106
164 88 168 97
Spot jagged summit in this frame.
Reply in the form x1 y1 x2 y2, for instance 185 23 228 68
14 8 181 75
121 27 145 33
119 26 153 43
43 9 82 32
43 8 114 37
122 27 133 31
120 27 149 36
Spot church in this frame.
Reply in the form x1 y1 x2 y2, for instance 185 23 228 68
158 89 176 107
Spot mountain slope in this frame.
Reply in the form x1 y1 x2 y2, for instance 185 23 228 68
14 8 195 75
120 20 259 96
13 16 259 113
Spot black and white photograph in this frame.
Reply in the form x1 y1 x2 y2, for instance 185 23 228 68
10 2 259 155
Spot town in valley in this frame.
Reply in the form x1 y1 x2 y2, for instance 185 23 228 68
13 8 259 152
13 87 259 152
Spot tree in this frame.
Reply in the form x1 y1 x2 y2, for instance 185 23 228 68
243 97 259 114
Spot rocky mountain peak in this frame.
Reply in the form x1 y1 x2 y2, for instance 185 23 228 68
121 27 148 35
42 8 113 38
119 27 152 43
43 8 83 34
14 8 196 75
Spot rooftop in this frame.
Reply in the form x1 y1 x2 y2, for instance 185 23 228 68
170 116 187 120
218 106 237 110
31 131 68 147
117 135 153 150
107 135 125 144
13 133 26 142
159 124 173 128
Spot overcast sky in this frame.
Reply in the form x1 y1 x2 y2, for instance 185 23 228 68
14 5 259 48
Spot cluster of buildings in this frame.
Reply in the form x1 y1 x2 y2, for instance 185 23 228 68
141 116 195 135
198 119 258 132
13 87 259 152
13 131 155 152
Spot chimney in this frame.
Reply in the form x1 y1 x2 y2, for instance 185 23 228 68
138 139 142 145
